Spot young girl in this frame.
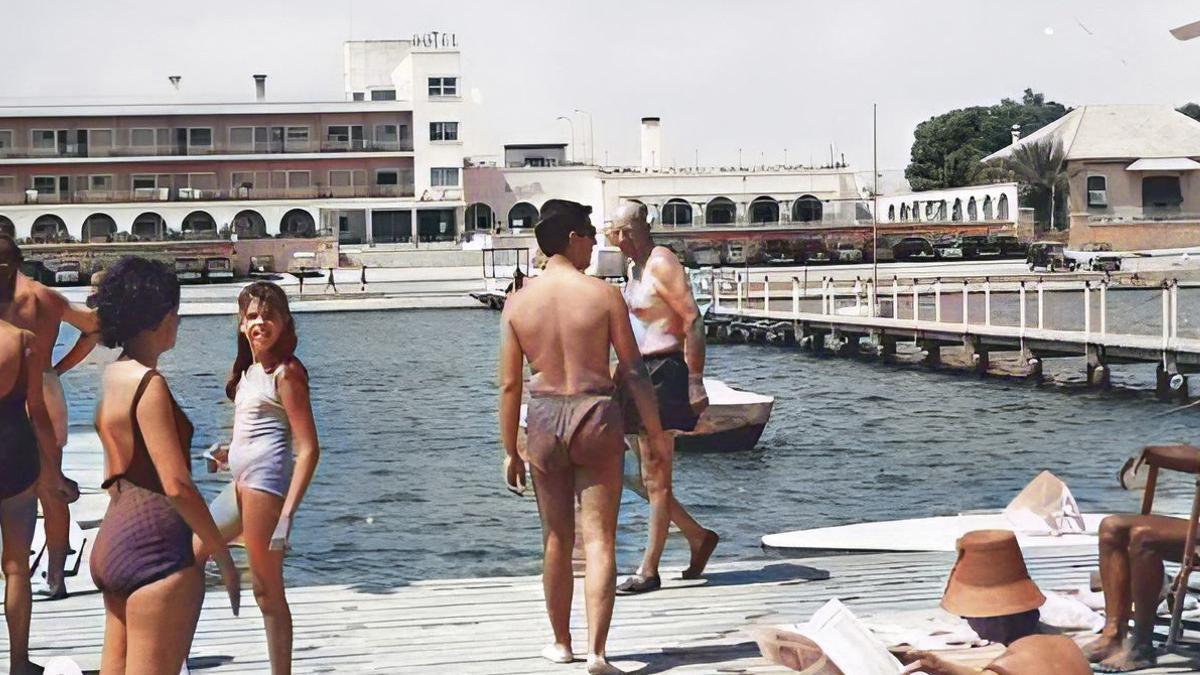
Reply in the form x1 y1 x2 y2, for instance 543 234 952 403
219 281 320 675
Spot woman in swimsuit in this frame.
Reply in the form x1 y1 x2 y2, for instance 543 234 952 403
90 257 239 674
219 281 320 675
0 316 74 675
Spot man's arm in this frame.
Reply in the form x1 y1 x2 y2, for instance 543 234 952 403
498 307 524 459
647 251 707 411
44 286 99 336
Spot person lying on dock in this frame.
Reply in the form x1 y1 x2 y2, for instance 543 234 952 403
605 201 718 595
498 199 671 674
1083 444 1199 672
901 530 1089 675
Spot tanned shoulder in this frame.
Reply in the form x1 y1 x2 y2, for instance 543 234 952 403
278 358 309 387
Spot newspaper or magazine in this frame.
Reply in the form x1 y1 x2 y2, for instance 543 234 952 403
781 598 905 674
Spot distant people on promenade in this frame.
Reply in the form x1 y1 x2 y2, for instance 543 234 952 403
90 257 240 673
215 281 320 675
360 265 368 292
498 200 671 674
1084 444 1198 672
0 236 93 600
0 249 77 675
605 201 718 595
324 267 338 295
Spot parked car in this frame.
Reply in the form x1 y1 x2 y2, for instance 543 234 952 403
174 257 205 284
834 242 863 264
1027 241 1076 272
797 239 829 264
933 237 964 260
204 257 234 283
1076 242 1122 272
993 235 1028 258
960 235 1001 259
249 255 280 279
892 236 935 261
21 259 82 286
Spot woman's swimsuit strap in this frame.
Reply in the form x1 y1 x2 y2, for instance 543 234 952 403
100 369 182 492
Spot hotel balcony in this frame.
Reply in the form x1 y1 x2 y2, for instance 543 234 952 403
0 138 414 160
0 183 416 206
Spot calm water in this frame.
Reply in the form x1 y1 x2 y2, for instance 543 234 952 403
56 307 1200 590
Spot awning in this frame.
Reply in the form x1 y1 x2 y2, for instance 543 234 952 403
1126 157 1200 171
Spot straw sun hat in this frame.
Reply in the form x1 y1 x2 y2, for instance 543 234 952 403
941 530 1046 618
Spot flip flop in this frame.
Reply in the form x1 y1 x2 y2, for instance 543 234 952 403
615 573 661 595
681 530 719 580
541 644 574 664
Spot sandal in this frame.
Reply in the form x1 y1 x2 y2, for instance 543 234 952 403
615 573 661 595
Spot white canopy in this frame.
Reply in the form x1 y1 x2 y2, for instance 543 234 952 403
1126 157 1200 171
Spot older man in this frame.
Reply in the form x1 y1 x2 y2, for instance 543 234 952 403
606 201 718 595
0 236 93 599
499 200 669 674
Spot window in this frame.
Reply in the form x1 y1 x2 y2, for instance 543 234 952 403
427 76 458 97
286 126 309 149
0 176 15 193
1143 176 1184 212
231 172 256 189
131 174 158 190
32 130 56 150
32 176 59 194
375 169 399 186
188 128 212 147
187 173 218 190
1087 175 1108 208
89 129 113 150
326 125 364 149
89 175 113 191
375 124 399 144
229 127 254 148
352 92 365 101
431 167 460 187
370 89 396 101
130 128 157 147
430 122 459 142
287 171 311 189
0 131 12 148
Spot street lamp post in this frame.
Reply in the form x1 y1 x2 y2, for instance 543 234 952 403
573 109 594 165
555 116 575 163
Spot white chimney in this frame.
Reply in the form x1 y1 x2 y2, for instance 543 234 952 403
640 117 662 170
254 74 267 102
1010 123 1021 146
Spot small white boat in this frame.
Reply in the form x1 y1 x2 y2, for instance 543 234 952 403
761 512 1107 554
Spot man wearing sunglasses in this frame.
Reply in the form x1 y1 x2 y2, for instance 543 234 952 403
498 199 669 673
0 236 93 600
606 201 718 596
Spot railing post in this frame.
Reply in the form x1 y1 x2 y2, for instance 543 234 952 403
934 278 942 322
962 279 969 326
1083 280 1091 339
853 276 862 312
1171 279 1179 340
737 273 744 314
821 277 829 315
1163 281 1171 348
984 277 992 327
1100 279 1107 335
891 276 899 320
711 268 719 310
1019 280 1027 335
1037 278 1045 330
764 275 771 312
868 278 876 318
912 278 920 325
792 277 800 316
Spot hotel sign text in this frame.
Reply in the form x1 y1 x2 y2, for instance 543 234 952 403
412 32 459 49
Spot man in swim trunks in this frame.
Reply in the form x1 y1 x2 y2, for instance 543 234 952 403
499 200 670 674
0 237 96 599
606 201 718 595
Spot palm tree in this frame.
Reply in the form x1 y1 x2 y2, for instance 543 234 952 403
1004 139 1067 230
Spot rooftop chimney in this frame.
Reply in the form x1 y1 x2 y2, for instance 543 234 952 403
168 75 182 90
254 74 267 102
640 117 662 171
1010 123 1021 146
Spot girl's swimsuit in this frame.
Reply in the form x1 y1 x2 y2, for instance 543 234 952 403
0 343 38 501
91 369 196 597
228 362 293 497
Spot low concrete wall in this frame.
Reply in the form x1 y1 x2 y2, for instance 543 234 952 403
341 247 482 268
23 237 337 277
1069 214 1200 250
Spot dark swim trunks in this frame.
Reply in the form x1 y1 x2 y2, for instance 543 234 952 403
0 344 38 501
620 351 700 433
523 393 624 473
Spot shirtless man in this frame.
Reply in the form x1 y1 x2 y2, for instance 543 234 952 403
0 237 96 599
606 201 718 595
499 200 670 674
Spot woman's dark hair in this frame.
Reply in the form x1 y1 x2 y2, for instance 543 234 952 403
965 609 1041 647
225 281 300 400
94 256 180 349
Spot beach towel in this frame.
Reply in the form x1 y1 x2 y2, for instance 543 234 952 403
1003 471 1086 535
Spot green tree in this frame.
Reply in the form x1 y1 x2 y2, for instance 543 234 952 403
1002 139 1067 230
1178 102 1200 122
905 89 1070 191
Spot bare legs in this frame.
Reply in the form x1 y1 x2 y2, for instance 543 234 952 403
532 449 623 669
1085 514 1188 672
629 434 715 580
38 373 69 598
2 489 39 674
238 486 293 675
100 566 205 675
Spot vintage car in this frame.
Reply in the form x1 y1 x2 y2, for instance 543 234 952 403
892 236 935 261
22 259 82 286
994 235 1028 258
960 235 1001 259
933 236 963 259
204 257 235 283
174 257 205 283
1027 241 1076 272
1075 242 1122 272
833 242 863 264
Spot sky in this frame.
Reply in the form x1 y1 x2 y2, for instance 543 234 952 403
3 0 1199 180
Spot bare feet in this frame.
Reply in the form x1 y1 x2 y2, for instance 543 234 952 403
681 529 719 580
1082 633 1125 664
541 643 574 664
1096 641 1157 673
587 655 626 674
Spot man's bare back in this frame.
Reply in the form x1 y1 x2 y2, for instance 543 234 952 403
2 275 72 370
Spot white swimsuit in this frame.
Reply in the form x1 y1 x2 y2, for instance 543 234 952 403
228 363 293 497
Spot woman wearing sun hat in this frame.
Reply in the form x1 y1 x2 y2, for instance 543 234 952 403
901 530 1089 675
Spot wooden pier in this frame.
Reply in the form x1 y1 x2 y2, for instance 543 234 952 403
704 271 1200 400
